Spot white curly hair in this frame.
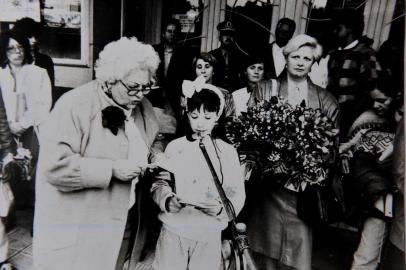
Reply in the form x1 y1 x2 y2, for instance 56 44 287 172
95 37 160 83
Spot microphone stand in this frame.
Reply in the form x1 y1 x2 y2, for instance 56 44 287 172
198 135 258 270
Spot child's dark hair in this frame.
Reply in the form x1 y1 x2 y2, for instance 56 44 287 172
186 88 221 114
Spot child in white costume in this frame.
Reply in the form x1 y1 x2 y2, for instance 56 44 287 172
151 78 245 270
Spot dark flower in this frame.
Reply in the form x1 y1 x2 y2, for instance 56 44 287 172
270 96 279 105
102 106 126 135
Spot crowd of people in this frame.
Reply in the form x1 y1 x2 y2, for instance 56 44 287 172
0 8 403 270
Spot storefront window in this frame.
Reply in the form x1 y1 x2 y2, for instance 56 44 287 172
0 0 90 66
41 0 90 65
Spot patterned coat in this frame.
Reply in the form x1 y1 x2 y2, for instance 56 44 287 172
327 41 380 135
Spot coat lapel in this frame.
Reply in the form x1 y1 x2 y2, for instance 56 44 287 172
277 76 321 110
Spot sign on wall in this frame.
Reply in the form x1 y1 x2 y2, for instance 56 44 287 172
173 14 195 33
0 0 41 22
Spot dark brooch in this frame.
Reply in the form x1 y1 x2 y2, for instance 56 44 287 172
101 106 126 135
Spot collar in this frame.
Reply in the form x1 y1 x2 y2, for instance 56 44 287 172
288 78 307 91
97 81 134 119
273 43 283 51
340 39 359 50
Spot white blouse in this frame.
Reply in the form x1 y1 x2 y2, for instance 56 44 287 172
0 64 52 134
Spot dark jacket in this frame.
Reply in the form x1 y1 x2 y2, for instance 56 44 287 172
152 43 189 119
263 42 278 80
0 87 15 159
34 51 56 107
35 51 54 88
210 46 248 92
350 151 393 203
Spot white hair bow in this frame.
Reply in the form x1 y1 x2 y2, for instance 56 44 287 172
181 75 225 116
182 75 206 98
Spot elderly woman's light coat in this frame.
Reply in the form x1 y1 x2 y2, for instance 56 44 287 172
33 81 159 270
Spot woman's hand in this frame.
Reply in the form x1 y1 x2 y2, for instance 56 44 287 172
112 159 142 182
9 122 26 136
166 195 184 213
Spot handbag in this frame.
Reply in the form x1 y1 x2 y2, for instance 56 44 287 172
297 173 346 226
0 180 14 217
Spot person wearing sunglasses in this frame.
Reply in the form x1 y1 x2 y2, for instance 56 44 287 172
33 37 161 270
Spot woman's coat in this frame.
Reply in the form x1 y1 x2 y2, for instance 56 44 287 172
245 76 340 270
33 81 159 270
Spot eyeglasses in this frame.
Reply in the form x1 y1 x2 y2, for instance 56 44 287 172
119 80 151 95
6 45 24 53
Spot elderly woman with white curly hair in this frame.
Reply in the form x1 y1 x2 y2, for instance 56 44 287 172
33 37 161 270
245 34 340 270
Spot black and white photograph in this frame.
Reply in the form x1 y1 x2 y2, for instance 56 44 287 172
0 0 404 269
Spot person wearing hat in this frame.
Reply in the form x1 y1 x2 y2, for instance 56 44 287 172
263 18 296 80
210 20 248 92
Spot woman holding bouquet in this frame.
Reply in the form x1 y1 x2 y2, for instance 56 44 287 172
245 34 340 270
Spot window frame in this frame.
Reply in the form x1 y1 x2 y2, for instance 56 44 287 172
43 0 91 67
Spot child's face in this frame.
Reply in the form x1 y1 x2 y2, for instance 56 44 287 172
187 106 218 138
370 89 393 116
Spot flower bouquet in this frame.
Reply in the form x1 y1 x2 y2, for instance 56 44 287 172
2 146 33 183
226 97 338 190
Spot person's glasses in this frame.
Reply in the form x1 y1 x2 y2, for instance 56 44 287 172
6 45 24 53
119 80 151 95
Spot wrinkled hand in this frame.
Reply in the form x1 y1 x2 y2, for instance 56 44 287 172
9 122 26 136
166 195 184 213
112 159 142 182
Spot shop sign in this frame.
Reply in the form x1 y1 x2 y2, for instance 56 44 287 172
173 14 195 33
0 0 41 22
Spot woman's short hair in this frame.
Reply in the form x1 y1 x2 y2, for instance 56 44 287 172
95 37 160 83
0 29 33 68
192 52 218 70
283 34 323 62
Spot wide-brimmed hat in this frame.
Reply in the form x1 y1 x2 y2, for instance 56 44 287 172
217 21 236 33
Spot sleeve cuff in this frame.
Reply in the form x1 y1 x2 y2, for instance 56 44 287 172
80 158 113 189
160 191 175 212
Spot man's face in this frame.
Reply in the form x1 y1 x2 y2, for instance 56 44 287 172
220 32 235 48
275 23 294 47
163 24 177 44
333 23 351 47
